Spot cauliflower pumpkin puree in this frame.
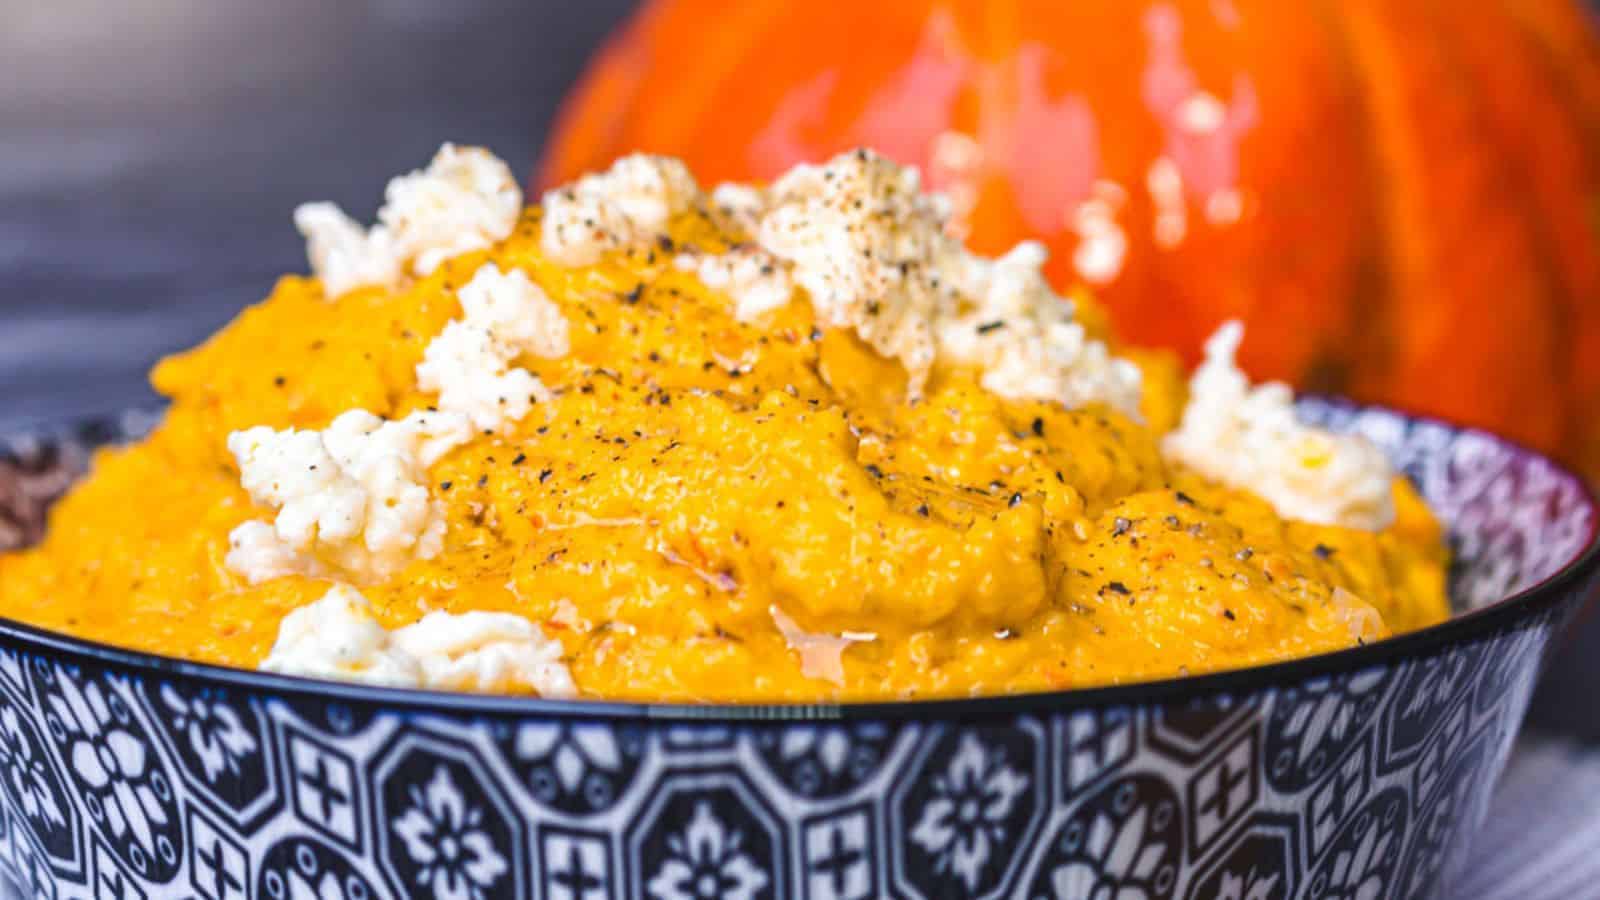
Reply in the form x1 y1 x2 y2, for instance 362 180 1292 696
0 147 1448 702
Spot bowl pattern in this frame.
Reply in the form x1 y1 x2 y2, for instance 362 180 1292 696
0 399 1591 900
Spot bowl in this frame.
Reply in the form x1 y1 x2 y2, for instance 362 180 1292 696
0 399 1593 900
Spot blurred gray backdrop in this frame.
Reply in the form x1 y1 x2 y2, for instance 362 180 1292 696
0 0 635 427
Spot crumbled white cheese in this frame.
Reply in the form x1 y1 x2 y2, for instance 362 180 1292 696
260 586 576 697
674 247 794 321
391 610 576 697
682 150 1140 414
756 150 948 391
294 143 522 297
225 520 327 583
416 263 567 433
539 154 701 266
294 203 403 298
709 182 768 233
938 242 1143 417
228 262 562 585
260 584 423 687
1163 321 1396 530
379 144 524 276
770 605 875 686
225 408 473 584
457 263 570 359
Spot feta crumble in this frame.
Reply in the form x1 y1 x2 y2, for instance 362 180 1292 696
938 242 1143 417
225 520 326 584
294 143 522 297
293 203 403 299
539 154 701 266
673 246 794 321
416 263 568 433
380 144 524 276
227 263 564 585
755 150 948 392
708 182 768 233
1163 321 1396 530
260 585 576 696
391 610 576 696
259 584 423 686
225 408 473 584
676 150 1141 414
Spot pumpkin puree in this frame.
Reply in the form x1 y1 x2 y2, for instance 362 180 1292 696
0 201 1448 702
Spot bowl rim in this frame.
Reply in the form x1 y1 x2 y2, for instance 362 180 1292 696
2 401 1597 723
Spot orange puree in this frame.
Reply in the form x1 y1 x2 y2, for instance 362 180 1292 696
0 178 1448 702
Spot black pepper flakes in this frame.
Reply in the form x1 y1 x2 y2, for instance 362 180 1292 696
1008 492 1023 508
1030 417 1045 438
864 464 884 479
1235 547 1254 561
440 481 453 491
1314 544 1337 560
916 503 930 517
624 284 644 305
538 468 553 483
511 453 527 466
1112 517 1132 537
1175 491 1196 506
1103 581 1131 595
1223 608 1237 620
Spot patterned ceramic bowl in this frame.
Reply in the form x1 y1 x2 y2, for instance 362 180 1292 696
0 399 1594 900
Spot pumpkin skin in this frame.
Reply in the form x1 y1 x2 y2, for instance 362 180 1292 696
542 0 1600 474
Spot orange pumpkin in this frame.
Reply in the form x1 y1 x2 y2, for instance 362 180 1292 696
542 0 1600 474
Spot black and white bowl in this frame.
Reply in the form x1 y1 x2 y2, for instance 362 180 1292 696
0 398 1594 900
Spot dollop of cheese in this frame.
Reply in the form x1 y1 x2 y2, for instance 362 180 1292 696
260 585 576 697
225 409 473 584
225 520 327 584
391 610 576 697
293 203 403 299
294 143 521 297
259 584 423 686
708 182 768 233
938 242 1142 416
674 247 794 321
539 154 701 266
756 150 949 391
380 144 524 276
661 150 1141 415
416 263 568 433
1163 321 1396 530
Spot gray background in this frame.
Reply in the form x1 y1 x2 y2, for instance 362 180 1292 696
0 0 633 428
